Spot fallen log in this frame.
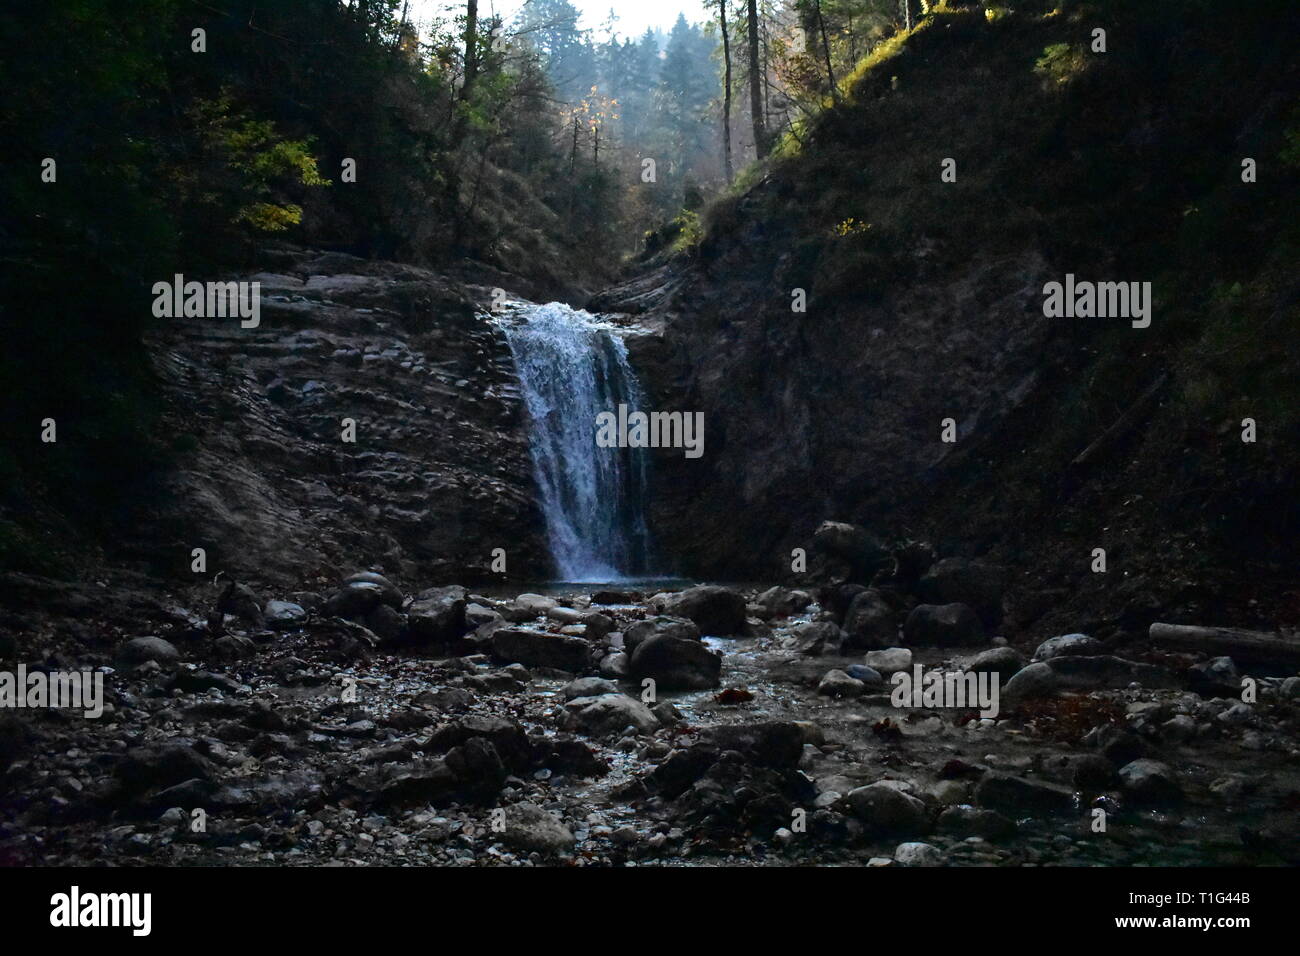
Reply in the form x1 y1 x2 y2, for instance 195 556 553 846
1148 622 1300 672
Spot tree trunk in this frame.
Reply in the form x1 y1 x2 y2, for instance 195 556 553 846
747 0 769 158
720 0 734 183
815 0 836 101
463 0 479 96
1149 623 1300 671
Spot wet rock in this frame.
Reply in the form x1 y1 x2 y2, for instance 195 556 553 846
580 612 616 640
917 558 1005 626
965 646 1026 676
342 572 403 608
894 841 944 866
624 615 700 654
863 647 913 675
513 593 557 616
792 621 843 656
1161 714 1197 742
264 600 307 627
651 701 683 725
592 589 638 604
937 804 1016 840
842 589 899 650
1002 662 1056 702
903 603 984 647
817 669 865 698
212 634 257 661
1280 676 1300 700
974 772 1074 815
659 585 747 635
562 677 620 700
844 782 929 835
323 581 389 619
1118 759 1183 805
117 636 181 668
405 586 468 644
1188 656 1241 698
500 803 575 854
756 586 813 618
628 635 721 690
845 664 884 687
1034 633 1102 660
598 651 630 679
563 693 659 736
491 628 590 673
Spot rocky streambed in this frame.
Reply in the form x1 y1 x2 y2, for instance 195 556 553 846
3 534 1299 868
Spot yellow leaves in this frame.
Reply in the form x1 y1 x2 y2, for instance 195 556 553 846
832 217 872 238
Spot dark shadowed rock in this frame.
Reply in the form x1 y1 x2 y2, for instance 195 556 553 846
975 772 1074 815
842 589 899 650
562 693 659 735
917 558 1005 626
903 603 984 647
406 585 468 644
844 782 929 835
1119 759 1183 805
491 628 590 672
117 636 181 668
660 585 747 635
624 615 700 654
1034 633 1102 660
629 634 722 690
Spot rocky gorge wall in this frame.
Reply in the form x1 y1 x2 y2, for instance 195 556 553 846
131 249 550 589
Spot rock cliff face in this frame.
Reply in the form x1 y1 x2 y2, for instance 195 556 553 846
133 250 549 587
596 6 1299 638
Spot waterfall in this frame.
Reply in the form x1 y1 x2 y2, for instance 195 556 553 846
499 302 652 582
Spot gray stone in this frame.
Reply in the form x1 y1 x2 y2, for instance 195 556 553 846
1034 633 1101 660
563 693 659 736
863 647 913 675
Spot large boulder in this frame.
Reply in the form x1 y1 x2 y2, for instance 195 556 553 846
563 693 660 735
917 558 1006 626
974 772 1074 815
659 586 747 635
117 636 181 668
812 522 891 583
491 628 591 673
844 782 929 835
755 586 813 618
1034 633 1101 660
623 615 700 654
702 722 806 768
841 589 899 650
405 585 468 644
499 803 575 854
629 635 722 690
903 603 985 647
1118 759 1183 805
965 646 1026 676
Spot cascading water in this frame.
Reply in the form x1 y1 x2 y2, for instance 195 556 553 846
499 302 652 582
